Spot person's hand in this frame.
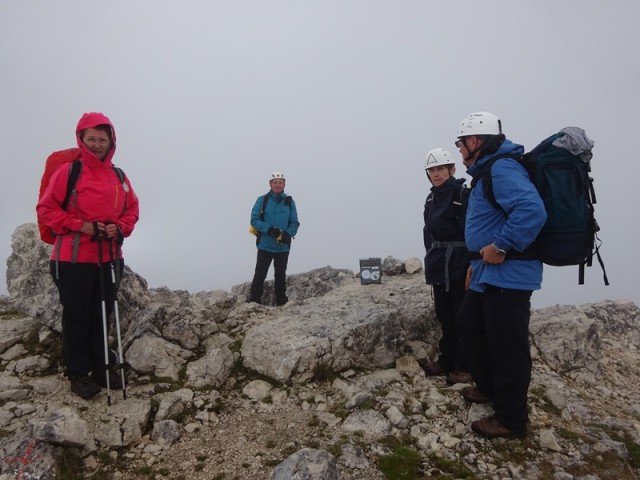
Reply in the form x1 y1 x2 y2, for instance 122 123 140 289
268 227 282 237
279 232 292 245
80 221 122 241
480 244 506 265
80 221 97 236
104 222 120 239
104 222 124 243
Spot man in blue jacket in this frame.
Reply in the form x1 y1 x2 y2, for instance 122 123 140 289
455 112 546 439
249 171 300 306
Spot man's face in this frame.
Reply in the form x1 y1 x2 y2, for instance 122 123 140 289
455 136 479 168
270 178 285 194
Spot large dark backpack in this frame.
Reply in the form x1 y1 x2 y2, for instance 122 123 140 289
479 127 608 285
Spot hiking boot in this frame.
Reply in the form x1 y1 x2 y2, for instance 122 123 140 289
417 359 447 376
471 415 526 439
69 375 101 399
276 296 288 306
446 370 473 385
461 386 491 404
92 368 124 389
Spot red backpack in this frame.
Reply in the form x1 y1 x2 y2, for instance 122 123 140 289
37 148 82 244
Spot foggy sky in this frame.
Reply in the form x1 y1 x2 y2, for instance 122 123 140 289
1 1 639 308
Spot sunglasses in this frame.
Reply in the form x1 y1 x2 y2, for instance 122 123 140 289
455 139 464 148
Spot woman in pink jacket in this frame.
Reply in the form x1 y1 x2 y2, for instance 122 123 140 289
37 112 140 399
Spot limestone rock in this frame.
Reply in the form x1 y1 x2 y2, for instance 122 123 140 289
241 280 435 383
126 334 192 380
185 346 234 388
270 448 341 480
342 410 391 437
151 419 182 446
381 256 404 276
0 315 38 354
404 257 423 274
32 407 89 447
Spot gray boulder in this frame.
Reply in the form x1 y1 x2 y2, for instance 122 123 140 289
270 448 341 480
241 278 436 383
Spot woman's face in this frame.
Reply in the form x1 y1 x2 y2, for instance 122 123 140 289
270 179 285 194
427 165 453 187
81 128 111 160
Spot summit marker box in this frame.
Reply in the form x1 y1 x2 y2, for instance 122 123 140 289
359 258 382 285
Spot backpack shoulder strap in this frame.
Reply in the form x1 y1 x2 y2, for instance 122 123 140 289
284 195 293 206
113 166 126 182
259 192 270 221
455 184 469 206
113 166 129 213
475 154 522 214
61 160 82 211
453 184 469 228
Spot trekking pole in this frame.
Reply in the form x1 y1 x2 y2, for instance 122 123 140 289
95 227 112 406
108 237 127 399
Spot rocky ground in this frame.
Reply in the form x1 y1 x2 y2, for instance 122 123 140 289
2 224 639 479
5 324 638 480
108 355 640 480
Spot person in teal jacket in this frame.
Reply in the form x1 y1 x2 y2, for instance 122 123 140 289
454 112 546 440
249 171 300 305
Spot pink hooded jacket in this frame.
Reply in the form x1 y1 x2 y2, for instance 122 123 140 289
36 112 140 263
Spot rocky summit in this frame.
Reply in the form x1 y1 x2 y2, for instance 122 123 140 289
1 223 639 480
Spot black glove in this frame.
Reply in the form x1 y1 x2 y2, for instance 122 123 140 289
280 232 292 245
268 227 282 238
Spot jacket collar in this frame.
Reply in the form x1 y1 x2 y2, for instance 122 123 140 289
466 139 524 180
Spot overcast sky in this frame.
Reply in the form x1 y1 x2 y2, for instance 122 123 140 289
1 1 638 309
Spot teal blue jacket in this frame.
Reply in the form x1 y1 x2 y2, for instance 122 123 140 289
251 192 300 253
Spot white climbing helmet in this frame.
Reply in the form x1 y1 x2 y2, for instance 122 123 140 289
424 148 455 170
270 171 285 182
457 111 502 137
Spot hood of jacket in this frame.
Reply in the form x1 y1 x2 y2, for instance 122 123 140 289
466 139 524 180
75 112 117 165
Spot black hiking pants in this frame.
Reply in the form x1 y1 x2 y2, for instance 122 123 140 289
432 277 467 372
249 249 289 305
464 286 532 434
50 260 122 377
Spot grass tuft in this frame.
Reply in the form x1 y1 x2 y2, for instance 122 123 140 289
377 445 422 479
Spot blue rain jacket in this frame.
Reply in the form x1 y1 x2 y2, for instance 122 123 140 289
251 192 300 253
465 139 547 292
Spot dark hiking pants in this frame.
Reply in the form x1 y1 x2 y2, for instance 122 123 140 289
465 286 532 433
249 249 289 305
432 277 467 372
50 260 123 377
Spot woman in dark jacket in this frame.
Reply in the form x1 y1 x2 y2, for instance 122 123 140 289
420 148 471 385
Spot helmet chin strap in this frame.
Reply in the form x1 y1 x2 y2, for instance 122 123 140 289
425 170 434 185
461 137 483 163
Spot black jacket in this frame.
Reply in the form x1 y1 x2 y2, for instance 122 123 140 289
423 177 469 288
